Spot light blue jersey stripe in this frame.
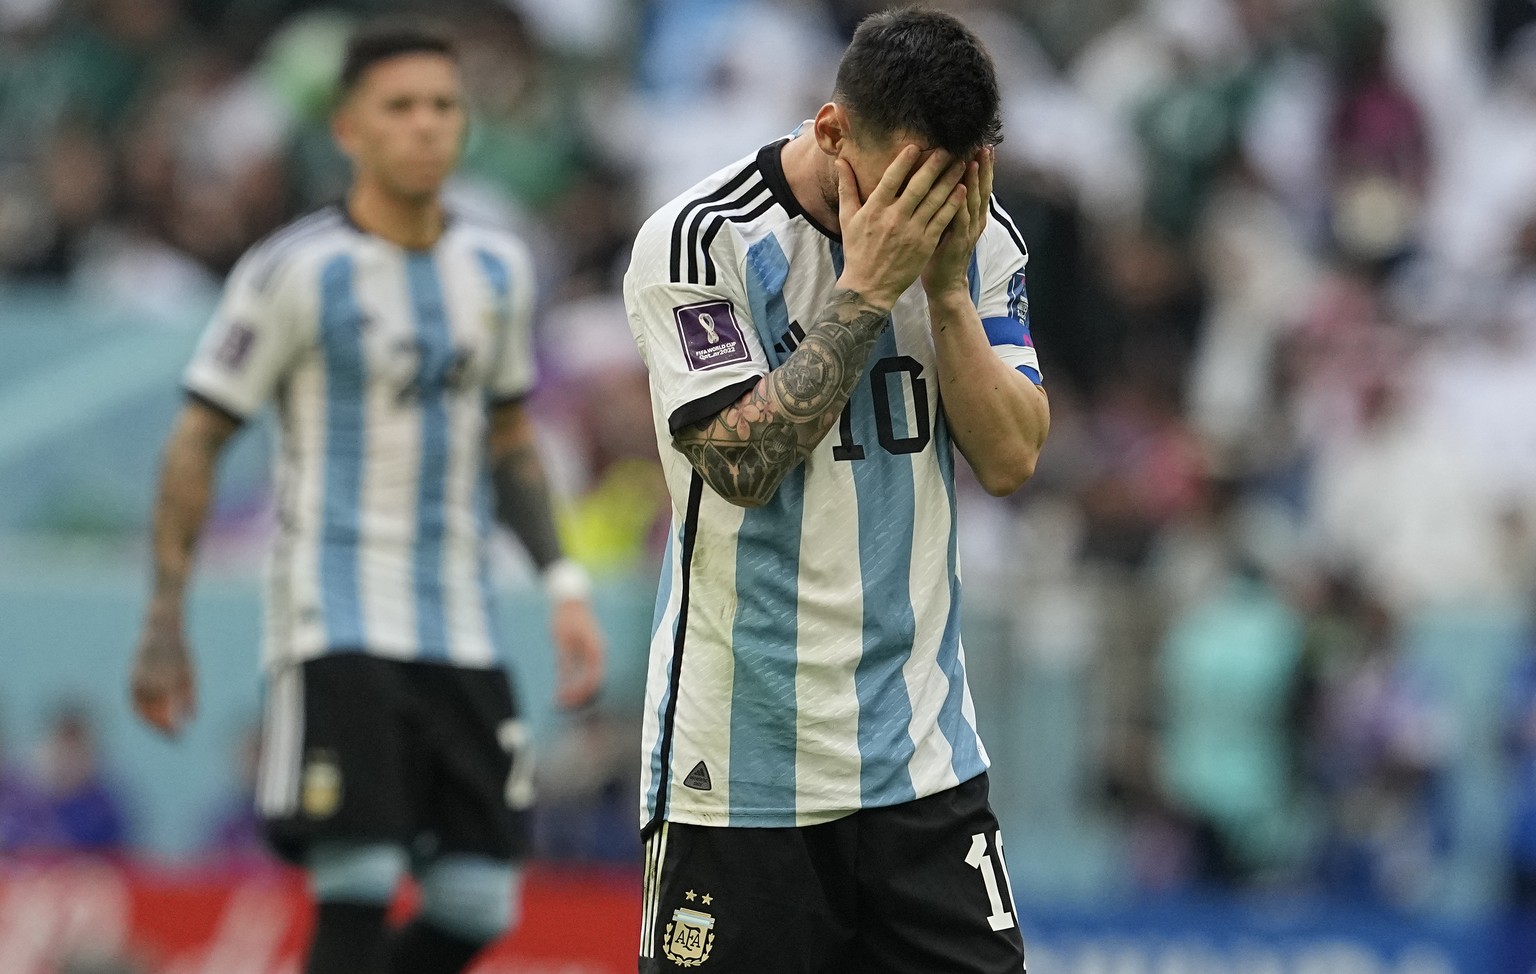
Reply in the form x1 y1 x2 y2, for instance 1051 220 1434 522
405 251 455 659
318 254 368 649
832 242 919 806
474 472 501 659
474 249 514 653
745 233 793 368
729 235 802 821
644 532 677 820
968 252 982 306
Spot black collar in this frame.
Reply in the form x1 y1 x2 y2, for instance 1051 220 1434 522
756 138 840 241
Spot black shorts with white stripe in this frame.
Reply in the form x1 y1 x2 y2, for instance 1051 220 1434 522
639 773 1027 974
257 652 531 864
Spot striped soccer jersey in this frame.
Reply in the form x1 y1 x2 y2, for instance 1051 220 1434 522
624 137 1040 830
184 204 537 670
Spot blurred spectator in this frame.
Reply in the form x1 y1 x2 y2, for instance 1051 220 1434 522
200 722 272 868
531 708 641 863
0 717 50 853
1157 557 1305 886
1308 592 1452 906
34 706 130 854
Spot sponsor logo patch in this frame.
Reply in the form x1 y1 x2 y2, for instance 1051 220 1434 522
674 301 750 372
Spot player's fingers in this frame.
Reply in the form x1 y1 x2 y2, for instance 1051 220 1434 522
835 158 862 224
133 692 177 736
926 182 968 238
558 649 601 708
964 162 989 233
913 160 966 224
902 150 957 216
868 144 920 207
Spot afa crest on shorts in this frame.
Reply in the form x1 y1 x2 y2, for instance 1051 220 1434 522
663 904 716 966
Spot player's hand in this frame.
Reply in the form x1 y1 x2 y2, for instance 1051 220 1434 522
922 147 992 300
131 610 197 737
551 597 605 709
836 145 968 311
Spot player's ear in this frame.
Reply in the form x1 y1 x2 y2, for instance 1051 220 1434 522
331 103 357 159
812 103 847 157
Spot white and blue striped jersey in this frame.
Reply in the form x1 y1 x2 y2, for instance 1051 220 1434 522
624 139 1040 830
183 205 537 671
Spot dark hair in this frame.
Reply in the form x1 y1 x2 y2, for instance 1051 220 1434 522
338 24 456 96
833 8 1002 155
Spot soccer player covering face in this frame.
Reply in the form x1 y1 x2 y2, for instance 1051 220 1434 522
625 8 1048 973
128 26 605 974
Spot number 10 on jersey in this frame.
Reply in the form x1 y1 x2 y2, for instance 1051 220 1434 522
832 355 932 460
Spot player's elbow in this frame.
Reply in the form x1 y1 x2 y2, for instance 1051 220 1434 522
976 449 1037 497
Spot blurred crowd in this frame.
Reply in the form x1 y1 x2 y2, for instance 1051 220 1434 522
10 0 1536 913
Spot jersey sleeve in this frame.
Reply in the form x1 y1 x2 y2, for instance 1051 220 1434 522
485 238 538 404
624 219 768 434
182 250 307 421
974 200 1042 385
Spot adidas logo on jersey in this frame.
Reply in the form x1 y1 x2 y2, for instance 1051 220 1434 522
683 761 713 791
772 320 806 359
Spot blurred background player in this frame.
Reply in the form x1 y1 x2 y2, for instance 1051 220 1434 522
126 24 605 974
625 9 1047 972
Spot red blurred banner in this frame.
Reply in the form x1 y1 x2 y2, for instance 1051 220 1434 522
0 860 640 974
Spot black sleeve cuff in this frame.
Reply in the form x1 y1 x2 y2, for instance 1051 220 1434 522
488 391 531 411
668 377 760 435
183 388 247 426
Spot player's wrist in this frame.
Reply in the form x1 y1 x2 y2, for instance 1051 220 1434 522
542 558 591 603
923 284 974 316
833 275 897 314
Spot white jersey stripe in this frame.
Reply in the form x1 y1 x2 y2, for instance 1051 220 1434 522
641 534 677 823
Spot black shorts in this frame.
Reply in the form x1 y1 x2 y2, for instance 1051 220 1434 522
639 773 1026 974
256 652 532 864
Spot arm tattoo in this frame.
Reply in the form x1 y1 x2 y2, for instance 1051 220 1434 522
492 442 563 570
151 408 238 606
674 288 889 506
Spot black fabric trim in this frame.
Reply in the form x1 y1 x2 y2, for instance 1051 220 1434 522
646 472 705 834
670 163 761 283
684 177 769 285
667 377 759 435
758 138 840 241
487 392 531 411
698 191 781 287
989 198 1028 257
183 388 247 426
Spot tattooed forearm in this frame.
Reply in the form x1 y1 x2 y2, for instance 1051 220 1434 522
151 404 239 607
492 440 564 570
674 288 889 506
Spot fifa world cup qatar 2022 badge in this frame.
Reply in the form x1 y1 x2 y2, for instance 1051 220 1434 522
663 890 717 967
674 301 751 372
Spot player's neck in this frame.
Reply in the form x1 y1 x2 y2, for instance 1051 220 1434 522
779 131 839 233
346 181 446 251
